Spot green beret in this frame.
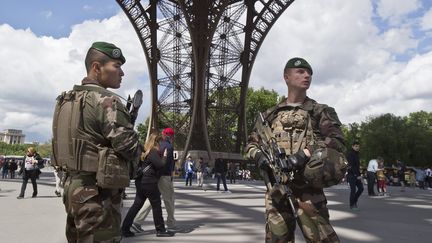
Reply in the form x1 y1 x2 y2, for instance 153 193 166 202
90 41 126 64
284 57 313 75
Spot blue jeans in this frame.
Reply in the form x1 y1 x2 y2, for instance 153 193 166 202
185 172 193 186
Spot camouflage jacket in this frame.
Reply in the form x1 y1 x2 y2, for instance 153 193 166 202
73 78 140 164
246 96 345 160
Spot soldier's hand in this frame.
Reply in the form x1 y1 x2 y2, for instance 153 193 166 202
286 149 309 171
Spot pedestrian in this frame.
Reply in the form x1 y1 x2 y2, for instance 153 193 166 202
196 157 204 187
214 158 229 192
229 161 236 184
376 159 388 196
17 147 44 199
246 57 347 242
367 157 382 196
184 156 194 186
51 41 141 242
396 159 406 192
133 127 177 231
9 159 17 179
2 159 9 179
425 167 432 189
121 132 174 238
346 141 363 210
413 167 426 189
53 165 62 197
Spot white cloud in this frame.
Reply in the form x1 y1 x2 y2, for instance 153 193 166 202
420 8 432 30
0 13 150 143
376 0 422 25
83 5 92 11
251 0 432 124
40 10 53 19
379 27 418 54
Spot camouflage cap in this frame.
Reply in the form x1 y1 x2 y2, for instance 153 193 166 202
91 41 126 64
284 57 313 75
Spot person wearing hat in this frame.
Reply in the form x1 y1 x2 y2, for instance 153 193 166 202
246 57 346 242
52 41 141 242
132 127 177 231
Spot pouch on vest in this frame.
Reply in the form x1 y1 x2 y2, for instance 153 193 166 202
96 147 130 189
267 210 289 237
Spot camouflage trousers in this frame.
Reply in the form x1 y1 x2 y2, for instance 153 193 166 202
264 191 339 243
63 173 123 243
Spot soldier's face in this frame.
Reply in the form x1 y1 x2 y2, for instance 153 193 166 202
99 60 124 89
284 68 312 90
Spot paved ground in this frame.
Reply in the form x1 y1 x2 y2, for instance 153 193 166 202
1 168 431 243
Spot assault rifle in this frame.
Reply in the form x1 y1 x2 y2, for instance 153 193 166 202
254 112 298 217
126 90 143 125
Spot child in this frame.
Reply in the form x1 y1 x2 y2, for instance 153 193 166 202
376 161 388 196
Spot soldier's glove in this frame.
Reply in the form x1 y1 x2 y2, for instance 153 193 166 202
286 150 309 172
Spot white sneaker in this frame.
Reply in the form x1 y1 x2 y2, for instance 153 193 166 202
131 223 144 233
222 190 231 193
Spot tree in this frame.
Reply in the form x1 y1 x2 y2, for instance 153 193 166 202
0 142 51 158
354 111 432 167
136 118 150 143
245 87 279 135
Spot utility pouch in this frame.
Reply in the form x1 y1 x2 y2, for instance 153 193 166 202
96 147 130 189
267 209 289 237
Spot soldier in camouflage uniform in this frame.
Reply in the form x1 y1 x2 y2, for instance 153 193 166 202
246 57 346 243
52 42 141 243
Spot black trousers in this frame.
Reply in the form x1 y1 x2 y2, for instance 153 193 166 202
347 174 364 206
229 171 236 184
122 181 165 232
216 173 228 191
366 171 376 196
19 170 38 197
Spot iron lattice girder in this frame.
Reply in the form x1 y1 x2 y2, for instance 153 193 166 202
117 0 295 157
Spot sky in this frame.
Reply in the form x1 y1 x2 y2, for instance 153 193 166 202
0 0 432 143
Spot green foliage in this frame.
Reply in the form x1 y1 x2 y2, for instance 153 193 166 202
345 111 432 168
245 87 279 134
0 142 52 158
136 118 150 143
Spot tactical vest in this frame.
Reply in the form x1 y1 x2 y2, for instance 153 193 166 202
51 90 99 172
266 103 347 189
269 106 315 156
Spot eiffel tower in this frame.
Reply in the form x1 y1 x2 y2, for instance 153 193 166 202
117 0 295 162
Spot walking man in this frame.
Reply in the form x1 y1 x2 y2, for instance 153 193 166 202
346 141 363 210
367 157 383 196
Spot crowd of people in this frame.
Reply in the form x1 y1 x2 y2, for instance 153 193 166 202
1 158 19 179
346 140 432 211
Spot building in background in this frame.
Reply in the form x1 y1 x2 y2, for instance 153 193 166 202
0 129 25 144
